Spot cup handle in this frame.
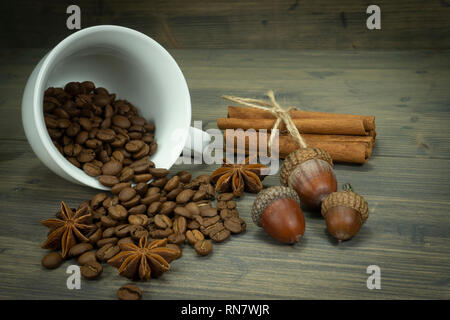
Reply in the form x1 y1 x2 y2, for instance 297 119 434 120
183 126 211 159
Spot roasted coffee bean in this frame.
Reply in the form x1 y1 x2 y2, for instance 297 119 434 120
151 177 167 188
164 176 180 192
199 183 216 199
192 189 207 202
186 229 204 245
173 206 191 219
177 171 192 183
101 215 118 228
103 196 119 208
96 243 120 262
77 149 96 163
91 192 108 208
42 252 63 269
203 215 221 227
69 243 93 257
185 202 201 216
147 201 162 215
148 168 168 178
88 228 103 244
98 175 119 187
134 173 152 183
78 251 97 265
224 217 245 234
133 144 149 159
118 187 136 202
118 237 134 246
159 201 176 215
102 227 116 238
134 182 148 196
117 284 142 300
102 160 122 176
201 207 218 218
173 216 187 234
166 187 183 200
146 187 160 195
128 204 147 215
121 194 141 208
115 224 132 238
154 214 172 229
227 201 237 209
96 128 116 142
130 226 149 241
119 167 134 182
202 221 224 236
141 193 160 205
124 140 144 153
211 228 231 243
176 189 195 204
166 244 182 261
83 162 102 177
111 182 131 194
112 115 131 129
168 233 185 245
217 193 234 201
187 220 201 230
97 237 118 247
133 164 149 175
220 209 237 220
194 239 213 256
108 204 128 220
150 228 173 239
81 261 103 279
111 150 124 163
128 214 149 226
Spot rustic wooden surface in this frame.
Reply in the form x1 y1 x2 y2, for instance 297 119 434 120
0 48 449 299
2 0 450 50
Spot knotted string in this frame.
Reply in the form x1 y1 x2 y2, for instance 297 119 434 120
222 90 308 150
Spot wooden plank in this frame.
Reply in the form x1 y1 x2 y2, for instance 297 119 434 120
2 0 450 50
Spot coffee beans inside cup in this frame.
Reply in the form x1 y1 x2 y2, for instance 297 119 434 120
43 81 157 187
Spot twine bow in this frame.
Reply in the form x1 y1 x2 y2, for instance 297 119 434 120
222 90 308 150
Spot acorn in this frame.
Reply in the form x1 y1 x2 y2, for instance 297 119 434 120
321 183 369 241
280 147 337 209
251 186 305 244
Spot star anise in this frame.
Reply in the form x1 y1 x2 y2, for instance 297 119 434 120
108 236 178 281
210 157 268 197
41 201 93 258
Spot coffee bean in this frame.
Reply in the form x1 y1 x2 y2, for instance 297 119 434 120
88 228 103 244
69 243 94 257
128 204 147 215
121 194 141 208
77 149 96 162
148 168 168 178
185 202 201 216
118 187 136 202
108 204 128 220
176 189 195 204
192 189 207 202
125 140 144 153
81 261 103 279
117 284 142 300
102 227 116 238
194 240 213 256
111 182 131 194
147 201 162 215
112 115 131 129
128 214 149 226
134 182 148 196
134 173 153 183
217 193 234 201
164 176 180 192
201 207 218 218
154 214 172 229
101 215 118 228
98 175 120 187
141 193 160 205
96 128 116 142
224 217 244 234
177 171 192 183
83 162 102 177
78 251 97 265
151 177 167 187
130 226 149 241
186 229 204 245
119 167 134 182
96 243 120 262
91 192 108 208
159 201 176 215
173 216 187 234
114 224 132 238
102 160 122 176
133 143 150 159
203 215 221 227
168 233 185 245
118 237 134 246
166 187 183 200
211 228 231 242
97 237 118 247
173 206 191 219
187 220 201 230
42 252 63 269
165 244 182 261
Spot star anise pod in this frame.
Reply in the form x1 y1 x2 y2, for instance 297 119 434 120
41 201 93 258
108 236 178 281
210 157 268 197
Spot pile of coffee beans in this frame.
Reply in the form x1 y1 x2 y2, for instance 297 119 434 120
41 170 246 299
43 81 157 187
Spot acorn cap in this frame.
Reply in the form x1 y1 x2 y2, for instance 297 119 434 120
321 190 369 224
280 148 333 187
251 186 301 227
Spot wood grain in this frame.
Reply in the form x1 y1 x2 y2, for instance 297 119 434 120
2 0 450 50
0 48 449 299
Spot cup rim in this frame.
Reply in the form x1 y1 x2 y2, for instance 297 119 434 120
33 25 191 190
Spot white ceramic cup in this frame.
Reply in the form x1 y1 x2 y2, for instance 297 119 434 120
22 25 210 190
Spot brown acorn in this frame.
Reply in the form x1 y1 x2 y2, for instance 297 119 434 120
251 186 305 244
280 147 337 209
321 183 369 241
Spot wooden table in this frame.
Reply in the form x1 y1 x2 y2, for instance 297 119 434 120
1 48 449 299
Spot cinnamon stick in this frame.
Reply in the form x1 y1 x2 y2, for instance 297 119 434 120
218 117 370 136
224 130 372 164
228 105 376 132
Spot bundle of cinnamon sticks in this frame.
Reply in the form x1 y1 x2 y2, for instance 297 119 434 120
218 106 376 164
